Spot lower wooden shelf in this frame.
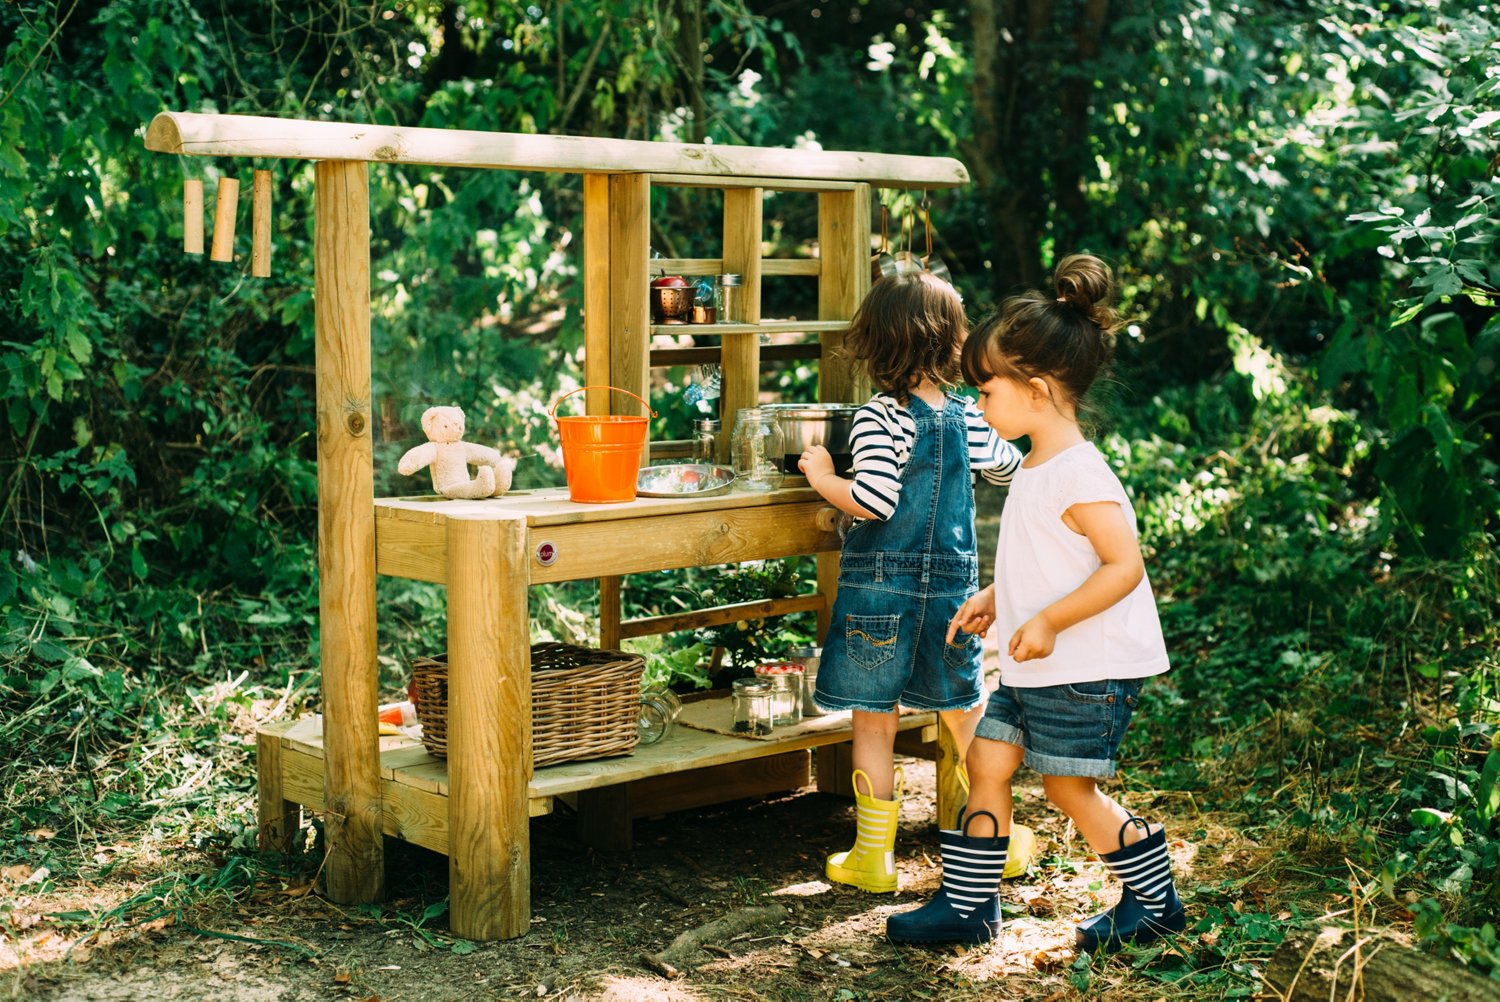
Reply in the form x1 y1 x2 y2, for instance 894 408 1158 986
262 701 938 857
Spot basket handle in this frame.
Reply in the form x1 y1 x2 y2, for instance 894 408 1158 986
550 385 658 420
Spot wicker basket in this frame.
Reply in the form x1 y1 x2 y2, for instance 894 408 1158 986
409 642 645 768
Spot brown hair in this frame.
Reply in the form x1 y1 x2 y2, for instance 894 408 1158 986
961 254 1120 405
843 272 968 401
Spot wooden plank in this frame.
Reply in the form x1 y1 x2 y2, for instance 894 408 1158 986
818 186 871 405
619 593 823 640
251 169 272 278
283 747 450 856
648 173 860 191
652 257 821 277
629 750 809 817
375 513 446 583
892 724 940 755
583 174 611 412
182 179 203 254
446 515 531 940
257 724 300 854
146 113 970 187
314 159 383 905
375 484 826 529
720 187 763 464
651 320 846 336
609 173 651 419
599 576 622 650
528 503 840 584
815 742 855 797
648 439 694 460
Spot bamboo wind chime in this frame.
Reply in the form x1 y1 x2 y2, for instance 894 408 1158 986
183 168 273 277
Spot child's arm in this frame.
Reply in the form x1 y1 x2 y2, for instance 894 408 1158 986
946 583 996 643
1009 501 1146 662
800 445 880 520
966 406 1023 486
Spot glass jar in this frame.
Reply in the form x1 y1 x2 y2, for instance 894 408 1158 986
754 662 804 727
730 408 785 491
715 273 745 324
637 687 683 745
787 646 823 718
692 417 721 465
730 677 775 737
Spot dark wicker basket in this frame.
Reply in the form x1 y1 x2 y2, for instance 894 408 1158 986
409 642 645 768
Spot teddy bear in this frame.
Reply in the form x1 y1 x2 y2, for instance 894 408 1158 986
397 406 515 500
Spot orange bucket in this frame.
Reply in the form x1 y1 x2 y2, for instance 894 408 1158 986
550 386 657 504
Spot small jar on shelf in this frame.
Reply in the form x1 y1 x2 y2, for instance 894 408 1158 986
691 417 721 465
730 677 775 737
730 408 785 491
715 273 746 324
754 662 804 727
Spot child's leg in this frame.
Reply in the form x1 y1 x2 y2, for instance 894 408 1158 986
937 703 984 766
1043 775 1185 949
826 709 903 893
850 709 899 799
963 735 1025 836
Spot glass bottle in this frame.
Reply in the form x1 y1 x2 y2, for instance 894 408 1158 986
637 687 683 746
715 273 745 324
754 662 804 727
730 408 785 491
692 418 721 465
730 677 775 737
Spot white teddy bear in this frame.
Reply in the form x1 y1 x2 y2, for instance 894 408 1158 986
397 406 514 500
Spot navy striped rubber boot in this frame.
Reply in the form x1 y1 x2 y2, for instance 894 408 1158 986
886 811 1008 945
1076 817 1186 952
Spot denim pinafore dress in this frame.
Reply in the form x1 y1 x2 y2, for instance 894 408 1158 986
813 393 984 713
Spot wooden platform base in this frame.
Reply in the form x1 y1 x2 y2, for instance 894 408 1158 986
259 700 943 859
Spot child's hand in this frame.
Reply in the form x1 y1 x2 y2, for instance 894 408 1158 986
798 445 835 484
1008 614 1057 662
947 585 996 643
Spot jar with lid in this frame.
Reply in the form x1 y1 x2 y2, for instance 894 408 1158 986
730 408 785 491
730 677 774 736
754 662 804 727
715 273 746 324
692 417 721 465
786 646 823 717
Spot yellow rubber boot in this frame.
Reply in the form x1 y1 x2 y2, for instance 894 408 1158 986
826 768 902 893
955 762 1034 879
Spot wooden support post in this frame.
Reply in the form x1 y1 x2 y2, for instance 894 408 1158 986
210 176 240 262
251 169 272 278
599 575 622 650
817 185 871 405
583 174 612 413
815 742 855 797
447 515 532 940
576 784 633 852
183 179 204 255
313 159 382 905
720 187 764 461
936 717 963 832
256 727 301 854
607 173 650 418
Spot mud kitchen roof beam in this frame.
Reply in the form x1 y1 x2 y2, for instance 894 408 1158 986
143 112 969 188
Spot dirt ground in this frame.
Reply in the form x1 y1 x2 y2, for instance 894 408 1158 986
8 752 1254 1002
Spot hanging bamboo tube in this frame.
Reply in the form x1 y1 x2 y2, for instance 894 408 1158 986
251 170 272 277
210 176 240 262
182 179 204 255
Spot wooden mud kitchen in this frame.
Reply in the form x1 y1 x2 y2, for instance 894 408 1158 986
144 111 971 940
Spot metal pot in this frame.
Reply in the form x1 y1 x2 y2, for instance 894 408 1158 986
760 403 860 476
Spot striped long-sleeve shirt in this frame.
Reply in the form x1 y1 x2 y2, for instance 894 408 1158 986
847 392 1023 521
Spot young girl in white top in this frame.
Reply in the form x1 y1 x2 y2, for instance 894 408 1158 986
887 255 1184 950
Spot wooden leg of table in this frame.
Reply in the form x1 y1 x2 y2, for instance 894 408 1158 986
936 719 963 832
256 728 301 854
815 742 855 798
447 516 531 941
576 784 633 851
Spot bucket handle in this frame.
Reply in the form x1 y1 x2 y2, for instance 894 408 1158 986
550 385 658 420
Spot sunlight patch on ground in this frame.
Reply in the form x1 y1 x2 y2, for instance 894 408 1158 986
595 974 707 1000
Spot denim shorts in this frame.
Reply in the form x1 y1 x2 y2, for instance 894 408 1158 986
974 678 1143 778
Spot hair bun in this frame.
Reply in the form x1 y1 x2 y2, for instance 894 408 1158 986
1053 254 1118 333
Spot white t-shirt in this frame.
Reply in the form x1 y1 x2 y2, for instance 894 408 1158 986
994 442 1170 688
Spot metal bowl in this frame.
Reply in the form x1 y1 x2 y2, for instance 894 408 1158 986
636 463 737 498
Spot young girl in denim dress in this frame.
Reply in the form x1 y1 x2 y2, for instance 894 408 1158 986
798 271 1023 895
886 255 1184 951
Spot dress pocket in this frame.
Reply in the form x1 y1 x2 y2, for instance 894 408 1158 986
845 614 899 672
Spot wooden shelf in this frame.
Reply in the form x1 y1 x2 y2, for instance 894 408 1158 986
266 705 938 855
650 320 847 336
